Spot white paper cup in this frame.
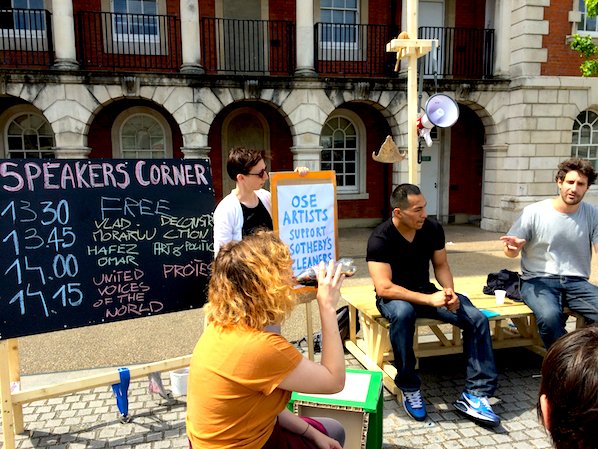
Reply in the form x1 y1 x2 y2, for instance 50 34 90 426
494 289 506 305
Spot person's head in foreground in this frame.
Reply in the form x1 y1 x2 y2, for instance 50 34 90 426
205 230 295 329
187 231 346 449
538 326 598 449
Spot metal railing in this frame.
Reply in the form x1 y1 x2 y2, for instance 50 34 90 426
314 22 396 77
201 17 295 75
418 27 494 78
75 11 181 71
0 9 54 67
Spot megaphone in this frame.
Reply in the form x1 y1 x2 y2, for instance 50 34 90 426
416 93 460 147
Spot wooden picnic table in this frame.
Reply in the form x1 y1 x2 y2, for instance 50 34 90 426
341 277 585 395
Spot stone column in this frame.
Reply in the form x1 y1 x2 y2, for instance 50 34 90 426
291 144 322 172
51 0 79 70
180 0 205 74
181 146 211 159
52 147 91 158
295 0 317 77
492 0 512 78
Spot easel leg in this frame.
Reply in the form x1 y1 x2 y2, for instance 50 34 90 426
306 302 314 361
8 339 24 434
1 340 16 449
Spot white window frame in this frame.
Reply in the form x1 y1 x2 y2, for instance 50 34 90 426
111 107 172 159
110 0 159 44
318 0 362 60
320 109 368 200
571 109 598 170
0 0 49 46
1 106 55 159
568 0 598 43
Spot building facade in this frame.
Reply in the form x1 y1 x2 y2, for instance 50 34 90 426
1 0 597 230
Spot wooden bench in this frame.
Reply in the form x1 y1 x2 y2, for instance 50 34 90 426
341 277 586 395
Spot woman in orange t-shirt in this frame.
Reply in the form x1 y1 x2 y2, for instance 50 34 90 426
186 231 346 449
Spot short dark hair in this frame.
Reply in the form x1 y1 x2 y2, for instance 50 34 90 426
226 147 271 181
538 326 598 449
390 184 422 210
555 157 597 186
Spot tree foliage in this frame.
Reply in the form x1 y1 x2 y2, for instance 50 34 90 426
571 0 598 76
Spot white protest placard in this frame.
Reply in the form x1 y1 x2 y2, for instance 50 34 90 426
270 171 338 277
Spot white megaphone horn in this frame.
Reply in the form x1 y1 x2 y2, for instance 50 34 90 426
416 93 460 147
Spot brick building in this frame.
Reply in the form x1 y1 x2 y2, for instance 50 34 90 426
1 0 597 230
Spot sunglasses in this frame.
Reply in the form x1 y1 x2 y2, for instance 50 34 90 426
245 167 268 179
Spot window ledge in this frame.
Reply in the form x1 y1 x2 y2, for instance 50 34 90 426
338 192 369 200
566 34 598 45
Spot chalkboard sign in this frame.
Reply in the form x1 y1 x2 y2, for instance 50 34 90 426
0 159 214 340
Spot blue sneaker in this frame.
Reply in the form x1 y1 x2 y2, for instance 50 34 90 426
401 390 427 421
454 392 501 427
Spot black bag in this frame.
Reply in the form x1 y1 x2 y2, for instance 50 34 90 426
294 306 359 353
483 269 523 302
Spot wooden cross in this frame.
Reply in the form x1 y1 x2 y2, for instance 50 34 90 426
383 1 437 184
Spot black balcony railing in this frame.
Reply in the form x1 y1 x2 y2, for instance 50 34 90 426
75 11 181 71
0 9 54 67
201 17 295 75
314 23 396 77
418 27 494 78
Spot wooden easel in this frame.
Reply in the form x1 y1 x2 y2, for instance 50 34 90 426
0 338 191 449
385 0 437 183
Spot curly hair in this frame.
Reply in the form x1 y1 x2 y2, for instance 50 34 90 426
205 230 297 329
226 147 271 181
555 157 598 186
538 326 598 449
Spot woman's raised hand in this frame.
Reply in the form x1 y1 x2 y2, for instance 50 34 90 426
316 260 345 310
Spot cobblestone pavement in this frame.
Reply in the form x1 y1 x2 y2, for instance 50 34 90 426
1 347 553 449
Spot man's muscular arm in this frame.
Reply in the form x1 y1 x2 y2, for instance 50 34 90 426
368 261 450 308
431 248 460 311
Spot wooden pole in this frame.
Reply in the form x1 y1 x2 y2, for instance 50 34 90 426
8 339 23 434
1 340 16 449
407 0 419 185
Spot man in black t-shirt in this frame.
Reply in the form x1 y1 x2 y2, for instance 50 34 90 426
367 184 500 427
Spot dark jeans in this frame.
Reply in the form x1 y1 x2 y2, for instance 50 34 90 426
522 276 598 349
376 293 498 397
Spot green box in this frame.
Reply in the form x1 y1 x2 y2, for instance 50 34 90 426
288 369 383 449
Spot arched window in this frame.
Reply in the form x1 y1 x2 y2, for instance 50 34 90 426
6 112 55 158
571 110 598 169
321 115 359 193
119 113 165 158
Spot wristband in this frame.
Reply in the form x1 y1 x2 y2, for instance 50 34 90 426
300 422 310 436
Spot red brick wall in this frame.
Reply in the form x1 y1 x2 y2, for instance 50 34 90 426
199 0 215 18
269 0 295 21
448 104 483 215
334 103 390 221
542 2 584 76
455 0 486 28
87 100 184 159
369 0 398 26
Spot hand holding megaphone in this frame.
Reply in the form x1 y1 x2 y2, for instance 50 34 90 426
416 93 459 147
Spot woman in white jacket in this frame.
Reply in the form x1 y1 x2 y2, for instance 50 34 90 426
214 147 308 256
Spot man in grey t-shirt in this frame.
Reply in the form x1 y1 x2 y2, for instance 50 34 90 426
501 158 598 349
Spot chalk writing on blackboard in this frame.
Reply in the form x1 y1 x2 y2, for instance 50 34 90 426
0 159 214 341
